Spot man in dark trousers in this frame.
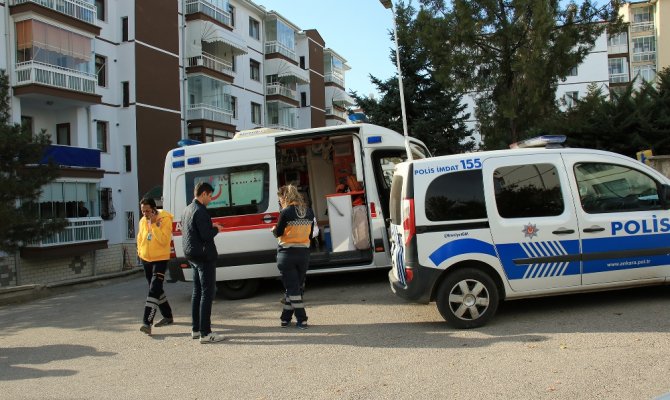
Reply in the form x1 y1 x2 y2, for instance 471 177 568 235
181 182 225 343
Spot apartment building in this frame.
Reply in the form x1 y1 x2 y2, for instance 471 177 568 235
0 0 354 288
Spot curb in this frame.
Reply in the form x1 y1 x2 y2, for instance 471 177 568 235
0 267 143 306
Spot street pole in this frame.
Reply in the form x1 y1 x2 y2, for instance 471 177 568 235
380 0 413 161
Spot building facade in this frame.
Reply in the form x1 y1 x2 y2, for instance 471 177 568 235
0 0 354 287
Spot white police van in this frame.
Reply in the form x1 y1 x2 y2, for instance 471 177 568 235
388 136 670 328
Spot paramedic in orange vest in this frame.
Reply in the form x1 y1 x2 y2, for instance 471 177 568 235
271 184 315 329
137 197 174 335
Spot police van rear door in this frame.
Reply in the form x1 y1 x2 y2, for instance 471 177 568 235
562 152 670 285
483 153 582 292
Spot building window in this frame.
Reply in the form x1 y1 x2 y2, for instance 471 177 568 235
251 102 261 125
95 0 105 21
301 92 307 107
632 6 652 23
95 54 106 87
228 4 235 27
564 91 579 108
124 145 131 172
632 36 656 62
633 64 656 83
122 81 129 107
96 121 108 152
121 16 129 41
299 56 305 69
567 66 578 76
21 116 33 135
250 59 260 81
231 96 237 119
249 17 260 40
608 58 628 83
36 182 100 219
126 211 135 239
56 123 70 145
15 20 94 74
100 187 115 220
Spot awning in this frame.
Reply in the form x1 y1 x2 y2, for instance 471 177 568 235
326 86 355 107
186 20 247 57
265 58 310 84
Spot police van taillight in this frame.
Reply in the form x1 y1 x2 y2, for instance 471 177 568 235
402 198 415 246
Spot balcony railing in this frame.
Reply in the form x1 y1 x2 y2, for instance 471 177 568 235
632 51 656 62
265 41 297 62
609 73 629 84
185 0 231 27
15 60 97 94
11 0 97 24
187 52 234 75
631 22 654 34
326 107 347 119
187 103 233 124
325 72 345 88
266 83 296 99
31 217 104 247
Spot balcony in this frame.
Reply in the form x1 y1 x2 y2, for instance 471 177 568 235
265 41 297 62
32 218 104 247
185 0 231 28
42 144 101 169
11 0 97 24
632 51 656 63
187 52 234 75
326 107 347 120
15 60 97 95
325 72 345 88
631 22 654 34
187 103 233 125
609 73 629 84
266 83 296 99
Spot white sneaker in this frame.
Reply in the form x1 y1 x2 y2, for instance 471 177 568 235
191 331 200 339
200 332 225 343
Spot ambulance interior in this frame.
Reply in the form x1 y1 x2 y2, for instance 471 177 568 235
275 134 373 267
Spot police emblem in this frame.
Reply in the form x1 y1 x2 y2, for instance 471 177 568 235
522 223 539 239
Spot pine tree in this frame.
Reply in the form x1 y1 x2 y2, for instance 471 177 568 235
0 71 66 252
417 0 623 148
351 1 474 156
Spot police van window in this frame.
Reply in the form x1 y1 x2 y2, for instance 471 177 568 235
425 170 486 221
389 173 404 225
574 163 660 214
494 164 564 218
185 163 270 217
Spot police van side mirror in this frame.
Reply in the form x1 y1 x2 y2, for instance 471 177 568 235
659 184 670 209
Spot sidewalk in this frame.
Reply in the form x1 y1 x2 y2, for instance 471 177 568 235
0 267 143 306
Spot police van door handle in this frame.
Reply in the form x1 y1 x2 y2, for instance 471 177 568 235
552 228 575 235
583 226 605 233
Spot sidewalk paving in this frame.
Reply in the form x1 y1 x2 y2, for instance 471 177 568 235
0 267 143 306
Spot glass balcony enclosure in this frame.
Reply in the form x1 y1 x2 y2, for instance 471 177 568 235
266 101 296 130
185 0 231 27
265 18 296 61
187 75 234 124
324 52 347 87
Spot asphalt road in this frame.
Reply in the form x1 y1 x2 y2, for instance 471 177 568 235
1 268 669 400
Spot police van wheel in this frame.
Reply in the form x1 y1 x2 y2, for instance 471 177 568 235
436 268 499 329
216 279 261 300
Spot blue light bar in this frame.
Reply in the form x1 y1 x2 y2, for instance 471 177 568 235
187 157 201 165
173 149 185 157
367 136 382 144
510 135 566 149
172 160 185 168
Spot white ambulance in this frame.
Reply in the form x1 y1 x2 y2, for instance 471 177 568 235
388 136 670 328
164 124 430 298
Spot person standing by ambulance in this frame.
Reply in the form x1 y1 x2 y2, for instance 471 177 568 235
137 197 174 335
272 185 315 329
182 182 225 343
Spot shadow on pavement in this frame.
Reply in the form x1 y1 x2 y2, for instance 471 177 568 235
0 344 115 381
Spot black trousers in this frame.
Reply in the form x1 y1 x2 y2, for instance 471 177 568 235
277 248 309 323
142 260 173 325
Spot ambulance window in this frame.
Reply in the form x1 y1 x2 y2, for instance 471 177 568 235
574 163 661 214
494 164 564 218
185 163 270 217
425 170 486 221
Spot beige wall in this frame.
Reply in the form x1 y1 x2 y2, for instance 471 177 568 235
658 0 670 72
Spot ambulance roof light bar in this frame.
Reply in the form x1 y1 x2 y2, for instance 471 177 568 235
509 135 566 149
